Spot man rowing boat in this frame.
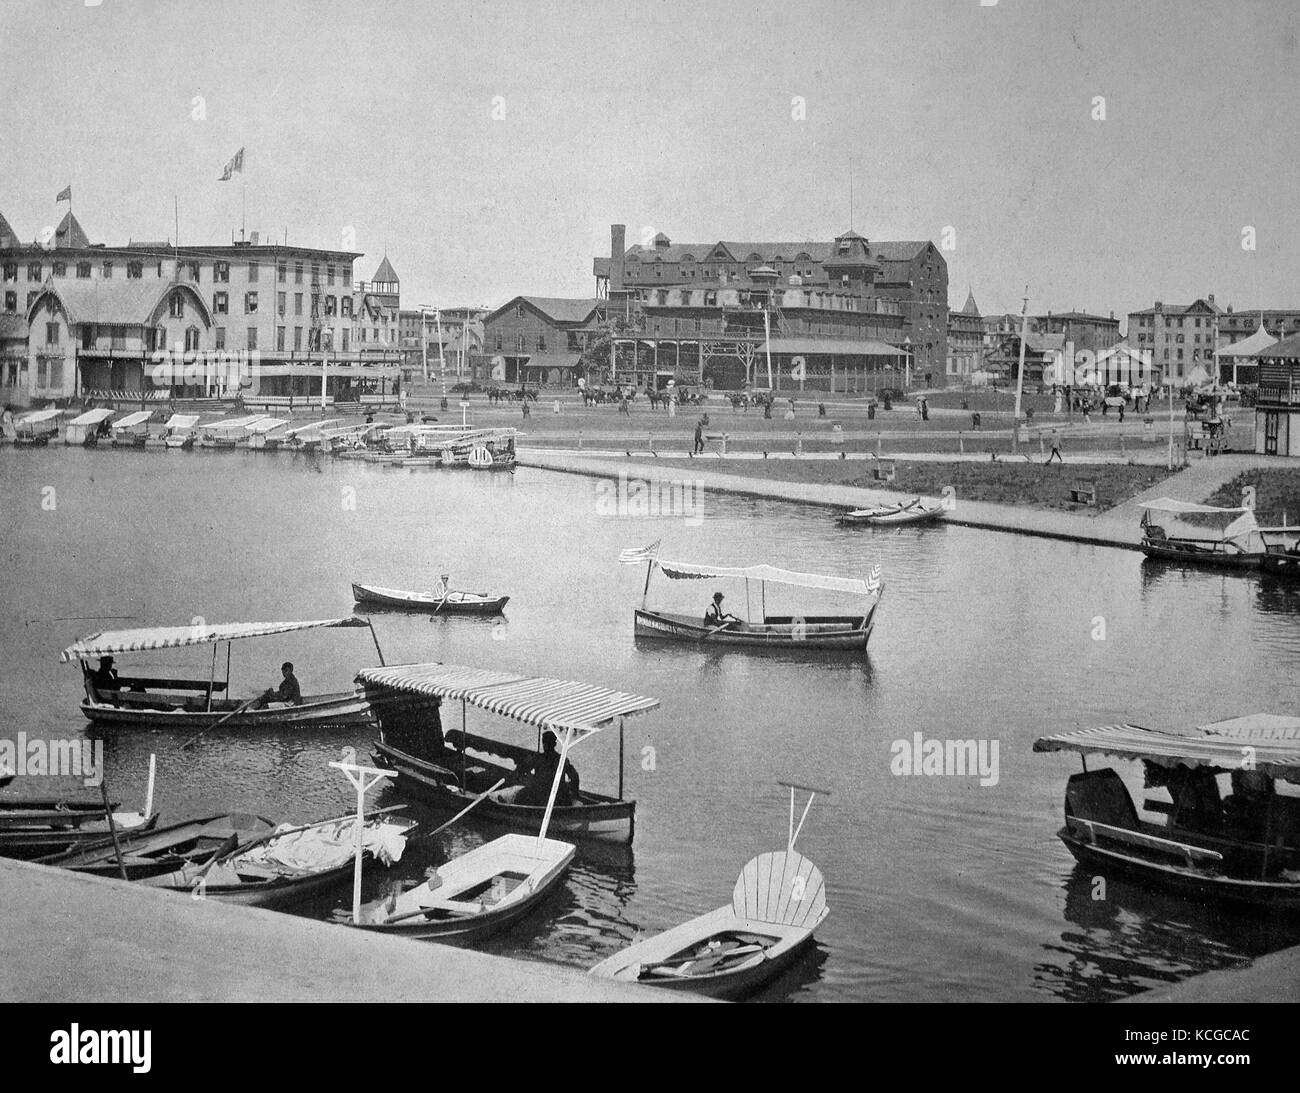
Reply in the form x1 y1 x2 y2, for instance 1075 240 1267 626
704 592 742 630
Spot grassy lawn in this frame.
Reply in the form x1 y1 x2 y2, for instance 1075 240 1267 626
689 458 1174 512
1202 469 1300 525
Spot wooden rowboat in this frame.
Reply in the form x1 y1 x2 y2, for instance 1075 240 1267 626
0 798 157 861
351 583 509 615
837 498 946 527
590 784 829 999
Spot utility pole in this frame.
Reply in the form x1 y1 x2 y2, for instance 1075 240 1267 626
1013 287 1029 453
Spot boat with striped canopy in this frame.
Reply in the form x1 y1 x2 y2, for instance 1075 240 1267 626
1139 499 1300 570
354 662 657 941
364 662 659 844
1034 715 1300 907
621 545 883 651
62 616 383 731
590 783 830 999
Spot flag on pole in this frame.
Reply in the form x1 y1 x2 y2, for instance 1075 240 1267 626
218 147 245 181
865 563 882 593
55 185 72 203
618 541 661 565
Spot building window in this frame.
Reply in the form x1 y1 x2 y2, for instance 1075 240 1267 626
2 263 15 281
276 326 286 351
277 292 286 314
495 334 502 350
325 296 337 316
327 265 335 286
215 327 226 350
127 261 143 279
102 262 113 278
46 322 59 345
168 293 183 319
294 263 303 284
187 263 201 282
76 262 90 279
52 261 66 277
517 333 525 351
248 262 259 282
247 327 258 350
211 261 229 283
373 327 379 342
185 326 200 352
516 303 525 318
341 296 352 318
537 335 547 351
293 326 302 350
310 264 320 284
110 325 126 349
214 291 228 315
28 263 42 281
3 291 14 311
245 291 258 314
277 263 286 283
294 293 303 316
27 290 38 309
342 328 350 351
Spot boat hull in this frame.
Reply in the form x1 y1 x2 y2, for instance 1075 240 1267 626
1140 540 1261 570
633 607 877 651
373 741 634 843
352 583 509 614
1260 553 1300 580
838 505 946 528
79 690 373 731
0 811 158 861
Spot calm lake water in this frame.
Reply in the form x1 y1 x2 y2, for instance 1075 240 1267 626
4 444 1300 1002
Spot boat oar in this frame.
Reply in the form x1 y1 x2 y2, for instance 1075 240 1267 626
702 619 738 640
413 778 507 840
180 696 258 750
98 780 129 881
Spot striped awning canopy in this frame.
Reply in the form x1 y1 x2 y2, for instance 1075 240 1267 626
61 616 369 661
646 558 877 597
356 662 659 739
1034 723 1300 782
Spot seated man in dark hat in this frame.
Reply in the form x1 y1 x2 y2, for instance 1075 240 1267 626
498 731 580 807
89 656 121 697
703 592 742 629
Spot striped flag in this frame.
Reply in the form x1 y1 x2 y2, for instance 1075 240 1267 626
55 185 71 203
865 563 882 592
618 540 661 565
218 146 245 181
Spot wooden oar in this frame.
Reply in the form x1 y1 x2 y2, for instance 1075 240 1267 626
98 780 129 881
180 696 259 750
412 778 507 840
701 618 739 640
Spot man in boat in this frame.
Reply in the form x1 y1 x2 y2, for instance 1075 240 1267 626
253 662 303 708
499 731 579 807
704 592 742 630
89 656 120 695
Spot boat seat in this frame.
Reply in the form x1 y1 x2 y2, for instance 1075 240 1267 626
416 895 482 916
1065 769 1139 831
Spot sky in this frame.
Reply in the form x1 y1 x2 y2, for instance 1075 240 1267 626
3 0 1299 323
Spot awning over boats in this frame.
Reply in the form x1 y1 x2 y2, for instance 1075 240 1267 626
1140 498 1247 514
282 419 341 437
111 410 153 429
162 413 200 429
246 417 289 434
68 408 115 426
639 557 878 596
61 616 370 661
203 414 267 433
18 409 62 424
1034 723 1300 781
356 662 659 737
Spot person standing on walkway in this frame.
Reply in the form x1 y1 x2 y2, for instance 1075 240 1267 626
693 417 705 454
1046 430 1064 464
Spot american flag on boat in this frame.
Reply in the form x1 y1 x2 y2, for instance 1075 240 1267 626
618 541 661 565
865 564 882 593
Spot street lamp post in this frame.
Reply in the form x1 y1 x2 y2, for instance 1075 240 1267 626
903 336 912 390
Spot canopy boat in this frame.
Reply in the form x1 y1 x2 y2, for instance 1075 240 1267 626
364 662 658 844
62 615 383 731
327 422 391 456
422 427 518 470
245 417 291 450
197 414 268 448
0 798 156 860
1034 715 1300 908
622 546 883 651
14 408 63 446
151 413 201 449
351 662 641 943
108 410 154 448
1138 499 1300 570
37 812 276 880
351 582 509 615
590 783 830 999
137 810 415 908
837 497 947 528
282 418 342 452
64 408 115 446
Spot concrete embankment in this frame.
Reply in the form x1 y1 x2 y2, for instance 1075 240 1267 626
0 857 695 1002
1127 945 1300 1003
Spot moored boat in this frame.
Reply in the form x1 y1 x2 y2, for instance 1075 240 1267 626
0 798 157 860
108 409 153 448
621 545 883 652
152 412 201 449
362 661 658 845
13 408 63 446
837 497 946 528
351 581 509 615
1034 715 1300 908
62 615 382 732
63 408 115 446
590 783 830 998
1139 498 1300 570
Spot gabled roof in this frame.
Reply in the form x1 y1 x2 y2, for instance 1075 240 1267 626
55 211 90 249
872 241 930 262
627 241 833 264
371 255 399 283
1253 331 1300 359
961 290 980 316
0 210 17 248
1130 298 1223 317
26 278 212 327
488 296 601 325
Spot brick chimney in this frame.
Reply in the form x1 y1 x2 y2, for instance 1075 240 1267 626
611 224 626 292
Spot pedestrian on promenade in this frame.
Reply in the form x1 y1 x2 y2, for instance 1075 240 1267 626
1118 403 1125 423
619 395 630 416
521 399 530 419
693 418 705 454
1046 430 1063 464
1082 402 1092 425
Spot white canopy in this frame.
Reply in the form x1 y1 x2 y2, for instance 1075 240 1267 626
641 557 878 596
282 419 341 438
163 413 200 429
68 408 115 426
204 414 267 433
246 417 289 434
61 616 370 661
111 410 153 429
18 409 63 424
1140 498 1247 515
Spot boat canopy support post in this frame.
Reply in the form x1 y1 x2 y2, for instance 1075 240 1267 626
641 559 654 609
366 618 387 666
98 779 129 882
329 759 394 925
618 717 625 800
537 726 576 846
206 643 218 712
143 753 156 819
461 699 468 788
780 780 831 853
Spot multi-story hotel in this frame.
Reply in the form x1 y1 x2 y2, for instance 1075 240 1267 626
947 291 983 379
0 207 401 406
591 223 938 391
